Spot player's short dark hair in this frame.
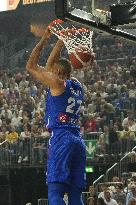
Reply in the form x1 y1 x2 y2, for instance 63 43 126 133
57 58 72 78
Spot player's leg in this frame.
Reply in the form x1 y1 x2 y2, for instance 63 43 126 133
47 129 77 184
47 129 86 205
48 183 67 205
47 130 76 204
68 136 86 205
68 185 84 205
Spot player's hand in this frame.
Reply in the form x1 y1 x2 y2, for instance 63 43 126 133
41 27 52 42
57 39 64 46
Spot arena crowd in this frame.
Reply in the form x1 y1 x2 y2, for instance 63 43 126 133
0 33 136 205
86 169 136 205
0 34 136 164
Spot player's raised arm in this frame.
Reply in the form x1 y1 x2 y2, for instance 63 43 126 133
27 27 51 70
26 27 51 80
45 39 64 70
26 27 64 88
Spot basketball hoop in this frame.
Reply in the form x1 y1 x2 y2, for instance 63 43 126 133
48 19 95 69
48 19 94 55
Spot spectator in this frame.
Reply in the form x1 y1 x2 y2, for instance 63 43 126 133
87 186 97 205
1 104 12 120
97 197 107 205
112 176 120 183
113 184 126 205
18 126 31 163
63 193 68 205
128 117 136 132
83 114 97 132
122 111 133 129
6 126 19 162
126 184 136 205
127 152 136 172
87 197 95 205
19 75 29 89
108 124 119 154
128 197 136 205
104 190 118 205
11 110 22 130
98 184 108 200
96 125 110 154
100 100 115 125
6 126 19 143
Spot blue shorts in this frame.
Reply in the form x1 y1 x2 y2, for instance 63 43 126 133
46 127 86 190
48 183 84 205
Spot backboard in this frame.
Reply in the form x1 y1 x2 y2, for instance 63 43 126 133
55 0 136 42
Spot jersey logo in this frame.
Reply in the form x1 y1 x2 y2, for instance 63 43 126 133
58 113 70 123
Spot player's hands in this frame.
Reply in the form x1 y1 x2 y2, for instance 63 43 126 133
41 27 52 42
57 39 64 46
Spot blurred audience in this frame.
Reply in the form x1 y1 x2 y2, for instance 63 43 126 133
0 32 136 166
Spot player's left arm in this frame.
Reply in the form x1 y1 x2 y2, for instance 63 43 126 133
45 39 64 71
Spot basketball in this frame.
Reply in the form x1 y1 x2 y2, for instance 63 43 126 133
69 46 95 70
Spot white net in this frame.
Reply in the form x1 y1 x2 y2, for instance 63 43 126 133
49 20 94 54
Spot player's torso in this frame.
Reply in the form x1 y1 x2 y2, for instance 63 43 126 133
45 80 83 130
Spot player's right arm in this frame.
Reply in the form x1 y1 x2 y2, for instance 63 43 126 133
26 28 64 88
26 27 52 85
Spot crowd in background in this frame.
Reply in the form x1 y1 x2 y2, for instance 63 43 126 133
86 162 136 205
0 1 135 203
0 21 136 205
0 34 136 165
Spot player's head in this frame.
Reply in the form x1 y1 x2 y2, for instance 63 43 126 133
55 58 72 80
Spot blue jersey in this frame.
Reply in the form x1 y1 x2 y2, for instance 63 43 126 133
46 80 86 190
45 79 83 131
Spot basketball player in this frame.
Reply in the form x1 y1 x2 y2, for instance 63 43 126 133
27 26 86 205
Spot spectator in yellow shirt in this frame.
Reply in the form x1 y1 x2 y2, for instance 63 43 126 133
6 126 19 143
